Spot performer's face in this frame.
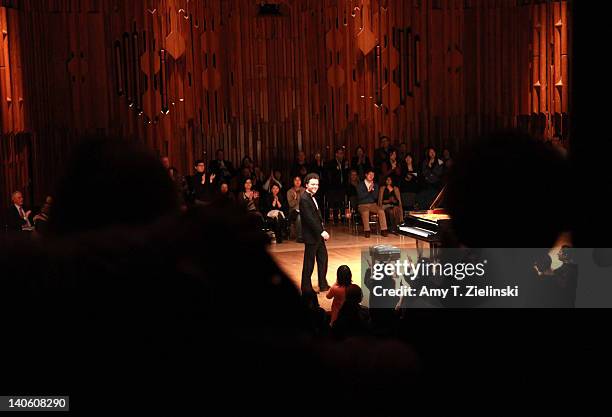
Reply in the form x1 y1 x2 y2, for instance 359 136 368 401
306 179 319 195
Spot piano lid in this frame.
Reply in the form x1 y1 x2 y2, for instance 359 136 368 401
429 185 446 211
407 185 450 221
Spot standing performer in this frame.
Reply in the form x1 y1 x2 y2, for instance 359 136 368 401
300 173 331 295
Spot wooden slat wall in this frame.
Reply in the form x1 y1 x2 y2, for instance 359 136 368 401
1 0 571 222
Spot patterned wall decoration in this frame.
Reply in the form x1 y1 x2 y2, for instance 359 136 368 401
0 0 571 222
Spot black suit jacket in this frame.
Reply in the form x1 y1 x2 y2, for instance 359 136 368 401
6 206 28 232
325 159 349 190
299 192 325 244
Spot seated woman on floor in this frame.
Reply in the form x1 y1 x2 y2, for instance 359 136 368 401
238 177 264 227
378 175 404 233
262 183 289 243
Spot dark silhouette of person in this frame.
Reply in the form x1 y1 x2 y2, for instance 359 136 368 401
332 284 371 340
445 130 570 248
1 135 420 414
48 136 180 236
442 130 571 309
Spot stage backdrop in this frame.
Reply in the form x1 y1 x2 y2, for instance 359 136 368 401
0 0 570 218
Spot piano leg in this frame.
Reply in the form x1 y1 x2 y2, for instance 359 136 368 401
416 239 424 259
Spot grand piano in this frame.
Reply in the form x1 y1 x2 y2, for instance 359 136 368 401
397 185 451 259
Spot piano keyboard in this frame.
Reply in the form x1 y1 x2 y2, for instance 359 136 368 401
398 226 436 238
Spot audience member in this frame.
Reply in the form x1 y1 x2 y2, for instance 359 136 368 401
332 284 371 340
325 147 349 224
33 195 53 235
326 265 352 325
416 147 444 209
238 178 263 227
263 169 284 193
218 181 235 204
160 155 171 171
397 142 408 162
399 152 419 210
357 170 388 238
188 160 217 205
309 151 326 210
6 191 32 232
378 176 403 233
290 151 309 181
287 176 305 242
374 136 393 176
351 146 372 180
209 149 235 183
346 169 360 213
48 137 179 236
380 149 402 185
252 166 265 192
445 130 570 248
553 245 578 307
263 183 289 243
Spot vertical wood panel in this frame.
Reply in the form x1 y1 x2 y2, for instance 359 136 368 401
1 0 571 221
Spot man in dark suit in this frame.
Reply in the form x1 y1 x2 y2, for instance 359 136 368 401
186 160 216 204
299 173 330 295
6 191 32 232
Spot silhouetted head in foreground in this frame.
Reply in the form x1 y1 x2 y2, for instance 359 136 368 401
49 137 179 235
446 130 570 248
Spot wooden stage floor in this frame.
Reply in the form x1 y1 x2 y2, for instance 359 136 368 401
268 224 419 311
268 226 572 311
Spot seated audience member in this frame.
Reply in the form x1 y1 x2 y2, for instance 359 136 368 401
33 196 53 235
374 136 393 177
168 167 188 207
332 284 371 340
187 160 216 205
237 166 253 188
240 156 254 172
326 265 352 325
7 191 33 232
397 142 408 162
553 246 578 307
347 169 360 213
218 182 235 204
378 176 403 233
290 151 309 181
399 153 419 210
416 147 444 209
325 147 349 224
357 170 388 238
209 149 235 183
527 250 555 307
238 178 264 227
160 155 171 171
380 149 402 185
534 251 554 277
262 183 288 243
442 148 453 169
251 166 265 192
263 169 284 193
351 146 372 180
287 176 305 242
48 137 179 236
